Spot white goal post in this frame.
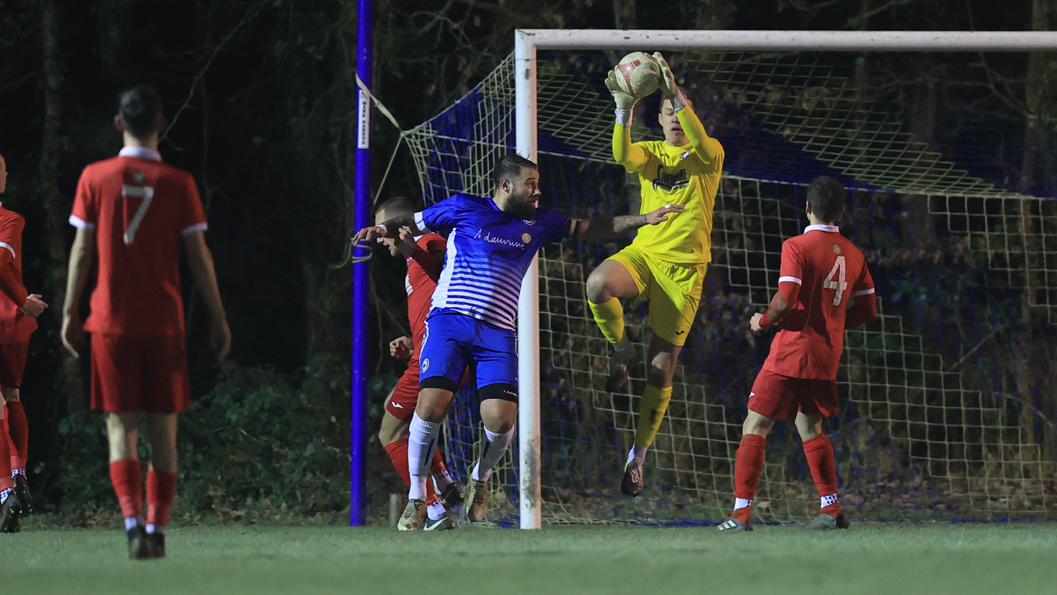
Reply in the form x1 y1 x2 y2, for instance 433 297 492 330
514 29 1057 530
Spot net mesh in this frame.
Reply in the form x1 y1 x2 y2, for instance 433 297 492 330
402 49 1057 524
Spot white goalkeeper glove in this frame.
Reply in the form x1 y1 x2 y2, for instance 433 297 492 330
605 69 637 126
652 52 690 112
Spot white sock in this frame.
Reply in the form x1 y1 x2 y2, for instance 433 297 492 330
432 468 454 493
427 502 446 521
471 427 515 482
124 517 142 531
626 445 647 466
407 413 441 501
0 488 11 505
821 493 839 508
145 523 165 535
734 497 752 510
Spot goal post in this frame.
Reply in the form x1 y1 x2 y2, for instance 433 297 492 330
513 29 1057 530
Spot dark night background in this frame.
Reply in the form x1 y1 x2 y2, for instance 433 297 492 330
0 0 1054 522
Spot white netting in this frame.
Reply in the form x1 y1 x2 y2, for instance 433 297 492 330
404 50 1057 524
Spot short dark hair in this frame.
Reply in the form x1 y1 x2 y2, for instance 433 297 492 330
118 85 163 138
376 195 415 219
806 176 846 224
493 154 537 189
660 89 695 112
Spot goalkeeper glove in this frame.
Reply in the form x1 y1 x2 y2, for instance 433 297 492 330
652 52 691 112
605 69 638 125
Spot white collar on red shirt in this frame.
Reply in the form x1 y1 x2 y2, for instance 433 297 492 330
119 146 162 162
804 224 839 233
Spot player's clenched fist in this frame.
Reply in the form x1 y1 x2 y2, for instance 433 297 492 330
389 336 413 359
645 204 685 225
749 312 765 334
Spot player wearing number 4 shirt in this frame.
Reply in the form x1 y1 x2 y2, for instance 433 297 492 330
718 176 876 533
62 86 230 559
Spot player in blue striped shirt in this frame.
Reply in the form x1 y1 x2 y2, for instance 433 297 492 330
354 154 681 530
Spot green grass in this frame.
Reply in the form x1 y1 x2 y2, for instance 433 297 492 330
4 523 1057 594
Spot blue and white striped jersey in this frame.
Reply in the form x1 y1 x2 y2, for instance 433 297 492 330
414 194 572 330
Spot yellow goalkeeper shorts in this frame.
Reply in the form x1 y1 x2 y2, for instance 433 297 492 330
607 245 707 347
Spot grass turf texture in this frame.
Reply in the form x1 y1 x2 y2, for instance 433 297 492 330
3 524 1056 594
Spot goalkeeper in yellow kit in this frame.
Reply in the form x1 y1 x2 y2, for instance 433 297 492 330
586 53 723 497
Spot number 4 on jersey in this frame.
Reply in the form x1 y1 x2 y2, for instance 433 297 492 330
823 255 847 306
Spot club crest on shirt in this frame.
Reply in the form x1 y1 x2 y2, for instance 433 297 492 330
832 245 842 254
422 359 430 372
133 172 145 184
652 164 689 192
521 233 531 243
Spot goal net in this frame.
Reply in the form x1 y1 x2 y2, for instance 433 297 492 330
401 37 1057 525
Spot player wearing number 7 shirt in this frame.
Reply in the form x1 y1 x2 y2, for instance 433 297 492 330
61 86 231 559
718 176 876 532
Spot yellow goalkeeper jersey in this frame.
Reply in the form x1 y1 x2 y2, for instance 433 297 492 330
613 108 723 265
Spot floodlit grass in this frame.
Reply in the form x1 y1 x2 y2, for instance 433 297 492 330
3 523 1057 594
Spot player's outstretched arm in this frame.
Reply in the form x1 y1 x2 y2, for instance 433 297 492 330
573 204 684 242
606 70 650 173
653 52 723 163
184 231 231 361
351 213 425 246
61 228 96 358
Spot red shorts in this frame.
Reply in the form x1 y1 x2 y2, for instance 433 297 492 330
90 334 191 414
0 342 29 388
385 360 420 422
747 368 838 420
385 359 472 422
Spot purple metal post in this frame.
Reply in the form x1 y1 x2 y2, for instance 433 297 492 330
351 0 373 526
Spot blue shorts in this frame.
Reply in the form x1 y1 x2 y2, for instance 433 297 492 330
420 312 518 401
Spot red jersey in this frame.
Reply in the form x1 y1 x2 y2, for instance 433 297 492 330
0 205 37 344
406 234 447 362
70 147 207 336
762 225 874 380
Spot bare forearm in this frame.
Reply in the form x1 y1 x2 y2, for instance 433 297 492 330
63 230 94 316
758 290 792 329
379 215 424 237
578 214 648 242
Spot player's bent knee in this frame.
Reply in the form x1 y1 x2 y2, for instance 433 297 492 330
585 268 610 303
378 412 409 446
1 387 19 402
743 410 775 437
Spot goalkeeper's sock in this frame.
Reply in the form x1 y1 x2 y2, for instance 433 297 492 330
588 297 626 346
803 434 840 513
732 434 766 521
633 385 672 450
109 459 144 520
5 402 27 468
430 450 455 493
146 469 176 531
471 427 515 482
407 413 440 501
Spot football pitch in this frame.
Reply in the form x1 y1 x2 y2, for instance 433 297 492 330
4 523 1056 594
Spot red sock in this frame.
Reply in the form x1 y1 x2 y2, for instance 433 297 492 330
146 469 177 528
732 434 766 522
5 402 27 469
0 417 11 492
384 438 438 505
109 459 143 519
803 434 840 515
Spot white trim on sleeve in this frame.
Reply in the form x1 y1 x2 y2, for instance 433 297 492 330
414 211 432 233
778 276 802 285
851 288 876 298
0 242 14 260
68 215 96 230
181 222 209 235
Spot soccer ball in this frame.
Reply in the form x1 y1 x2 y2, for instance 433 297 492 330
613 52 660 99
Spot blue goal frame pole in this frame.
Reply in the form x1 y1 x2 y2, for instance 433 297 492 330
351 0 373 527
